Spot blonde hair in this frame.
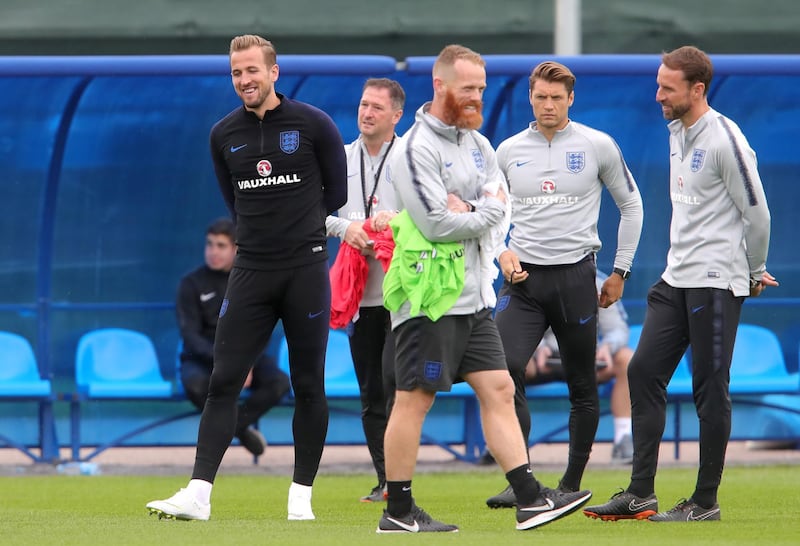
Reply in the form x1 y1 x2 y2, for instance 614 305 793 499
229 34 277 66
433 44 485 79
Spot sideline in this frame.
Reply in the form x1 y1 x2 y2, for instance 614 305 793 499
1 441 798 476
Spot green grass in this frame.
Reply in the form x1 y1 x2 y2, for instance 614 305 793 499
0 466 797 545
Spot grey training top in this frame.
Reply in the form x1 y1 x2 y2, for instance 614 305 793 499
326 135 400 307
496 121 643 270
662 108 770 296
386 103 506 328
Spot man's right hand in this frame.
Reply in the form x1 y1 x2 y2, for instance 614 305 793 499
498 249 528 284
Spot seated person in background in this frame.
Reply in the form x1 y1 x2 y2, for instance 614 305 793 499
526 271 634 463
176 217 290 456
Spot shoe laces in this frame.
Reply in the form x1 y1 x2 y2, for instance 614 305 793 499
608 488 627 500
669 498 692 511
410 505 433 524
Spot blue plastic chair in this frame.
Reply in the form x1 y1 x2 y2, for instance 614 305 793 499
0 331 52 397
75 328 172 398
70 328 177 461
729 324 799 394
278 329 360 398
0 332 56 462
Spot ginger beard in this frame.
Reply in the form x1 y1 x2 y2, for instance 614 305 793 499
441 89 483 130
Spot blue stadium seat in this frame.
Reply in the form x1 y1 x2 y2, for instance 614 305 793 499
277 328 359 398
0 331 52 397
70 328 183 461
730 324 799 394
0 332 57 462
75 328 172 398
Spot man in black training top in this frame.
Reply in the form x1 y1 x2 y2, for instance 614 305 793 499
147 34 347 522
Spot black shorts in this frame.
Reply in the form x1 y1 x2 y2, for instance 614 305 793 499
393 308 507 392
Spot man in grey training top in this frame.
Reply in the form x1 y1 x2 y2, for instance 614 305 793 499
584 45 777 523
487 60 643 508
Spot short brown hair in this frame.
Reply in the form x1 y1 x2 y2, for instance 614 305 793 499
206 217 235 241
229 34 277 66
529 61 576 95
363 78 406 111
661 46 713 96
433 44 485 79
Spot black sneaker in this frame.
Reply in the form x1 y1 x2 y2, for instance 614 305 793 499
236 427 266 456
583 489 658 521
360 483 387 503
486 484 516 508
648 498 721 522
376 504 458 533
516 487 592 530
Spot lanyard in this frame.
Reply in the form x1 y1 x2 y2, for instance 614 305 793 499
359 135 395 218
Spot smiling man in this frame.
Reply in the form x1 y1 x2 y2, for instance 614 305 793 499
584 44 777 524
147 34 346 523
325 78 405 503
376 45 592 534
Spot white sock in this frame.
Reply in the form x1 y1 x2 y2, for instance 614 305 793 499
186 479 213 505
614 418 632 444
289 482 313 498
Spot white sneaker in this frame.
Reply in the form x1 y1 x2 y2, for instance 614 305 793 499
287 482 315 520
146 488 210 521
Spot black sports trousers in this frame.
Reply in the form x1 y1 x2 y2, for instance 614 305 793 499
192 261 331 485
494 255 599 490
347 306 394 485
628 279 743 506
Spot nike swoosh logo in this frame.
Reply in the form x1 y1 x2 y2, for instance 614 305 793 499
520 498 555 513
579 315 593 325
401 486 411 491
670 152 678 156
385 516 419 532
691 305 705 314
628 498 657 511
199 292 216 302
516 160 533 167
688 509 719 521
444 162 454 168
308 310 324 319
230 144 247 153
347 172 359 178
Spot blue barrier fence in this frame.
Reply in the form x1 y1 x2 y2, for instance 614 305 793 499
1 54 799 458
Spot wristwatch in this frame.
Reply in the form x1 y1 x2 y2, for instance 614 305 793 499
749 277 761 289
613 267 631 281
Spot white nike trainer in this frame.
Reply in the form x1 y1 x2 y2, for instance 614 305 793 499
287 482 315 520
146 488 210 521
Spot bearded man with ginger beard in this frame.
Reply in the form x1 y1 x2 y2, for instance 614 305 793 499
375 45 592 534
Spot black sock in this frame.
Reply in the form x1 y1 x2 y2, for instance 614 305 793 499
627 478 655 499
386 481 412 516
505 464 540 506
691 490 717 509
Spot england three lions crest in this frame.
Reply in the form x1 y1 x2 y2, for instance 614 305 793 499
280 131 300 154
691 149 706 172
566 151 585 173
471 148 485 171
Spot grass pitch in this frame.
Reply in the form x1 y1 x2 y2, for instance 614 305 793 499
0 465 796 545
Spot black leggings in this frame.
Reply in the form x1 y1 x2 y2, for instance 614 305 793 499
192 261 331 485
347 306 394 485
494 257 599 490
627 280 742 506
